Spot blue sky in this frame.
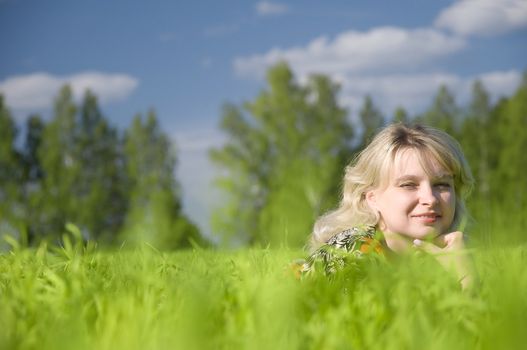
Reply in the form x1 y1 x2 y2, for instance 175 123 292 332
1 0 526 239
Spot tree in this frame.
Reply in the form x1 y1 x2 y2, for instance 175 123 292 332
37 87 126 241
492 78 527 209
73 90 127 241
393 106 409 124
210 62 353 247
37 85 80 240
459 81 493 204
121 110 204 249
21 114 45 244
415 85 459 136
23 115 45 183
464 76 527 244
209 103 266 245
0 95 24 238
359 95 384 148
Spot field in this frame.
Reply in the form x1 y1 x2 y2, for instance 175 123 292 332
1 235 526 350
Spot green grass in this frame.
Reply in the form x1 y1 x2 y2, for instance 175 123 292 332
1 237 526 350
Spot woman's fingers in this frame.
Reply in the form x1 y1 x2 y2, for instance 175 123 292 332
413 231 465 256
413 239 441 254
433 231 464 250
433 234 448 248
414 232 474 289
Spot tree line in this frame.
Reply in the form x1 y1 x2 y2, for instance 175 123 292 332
0 86 205 249
1 63 526 249
211 62 527 247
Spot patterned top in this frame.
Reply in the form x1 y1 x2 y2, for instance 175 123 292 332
291 225 385 278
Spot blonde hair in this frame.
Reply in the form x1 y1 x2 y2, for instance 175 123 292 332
310 123 474 251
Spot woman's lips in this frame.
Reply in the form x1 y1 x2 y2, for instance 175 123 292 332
412 213 441 224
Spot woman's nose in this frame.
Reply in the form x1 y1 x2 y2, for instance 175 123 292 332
418 183 438 206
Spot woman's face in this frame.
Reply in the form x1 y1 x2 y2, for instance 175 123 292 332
366 148 456 242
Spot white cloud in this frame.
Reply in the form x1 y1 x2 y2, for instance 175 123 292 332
477 70 523 99
339 70 523 118
234 27 466 79
232 15 522 118
0 71 138 111
435 0 527 37
256 1 288 16
339 73 461 116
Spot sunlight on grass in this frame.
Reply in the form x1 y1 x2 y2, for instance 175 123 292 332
1 237 526 349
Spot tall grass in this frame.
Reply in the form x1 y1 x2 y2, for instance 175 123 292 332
1 233 526 349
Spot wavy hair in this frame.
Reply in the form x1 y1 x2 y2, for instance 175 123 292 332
309 123 474 251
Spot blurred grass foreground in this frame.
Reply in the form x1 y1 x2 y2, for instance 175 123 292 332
1 231 526 350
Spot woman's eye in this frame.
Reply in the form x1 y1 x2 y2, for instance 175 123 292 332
400 183 416 189
435 182 452 190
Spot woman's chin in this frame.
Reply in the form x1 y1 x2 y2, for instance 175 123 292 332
410 227 440 240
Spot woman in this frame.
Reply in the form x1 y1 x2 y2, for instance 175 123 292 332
299 123 475 288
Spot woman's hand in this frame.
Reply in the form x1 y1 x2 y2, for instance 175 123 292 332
413 231 475 289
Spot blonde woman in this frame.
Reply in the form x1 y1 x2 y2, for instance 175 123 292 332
299 123 475 288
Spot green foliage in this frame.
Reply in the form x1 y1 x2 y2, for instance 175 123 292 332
211 63 353 247
37 86 81 239
211 65 527 247
460 81 492 200
73 91 127 240
415 85 460 136
492 81 527 204
0 87 204 249
23 114 45 183
2 64 527 251
0 95 24 238
0 243 526 349
393 106 409 124
457 77 527 245
359 95 385 148
459 80 494 237
121 111 205 249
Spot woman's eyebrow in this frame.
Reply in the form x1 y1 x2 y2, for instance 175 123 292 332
394 174 453 182
394 175 419 182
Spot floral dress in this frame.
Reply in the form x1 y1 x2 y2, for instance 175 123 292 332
291 225 386 278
